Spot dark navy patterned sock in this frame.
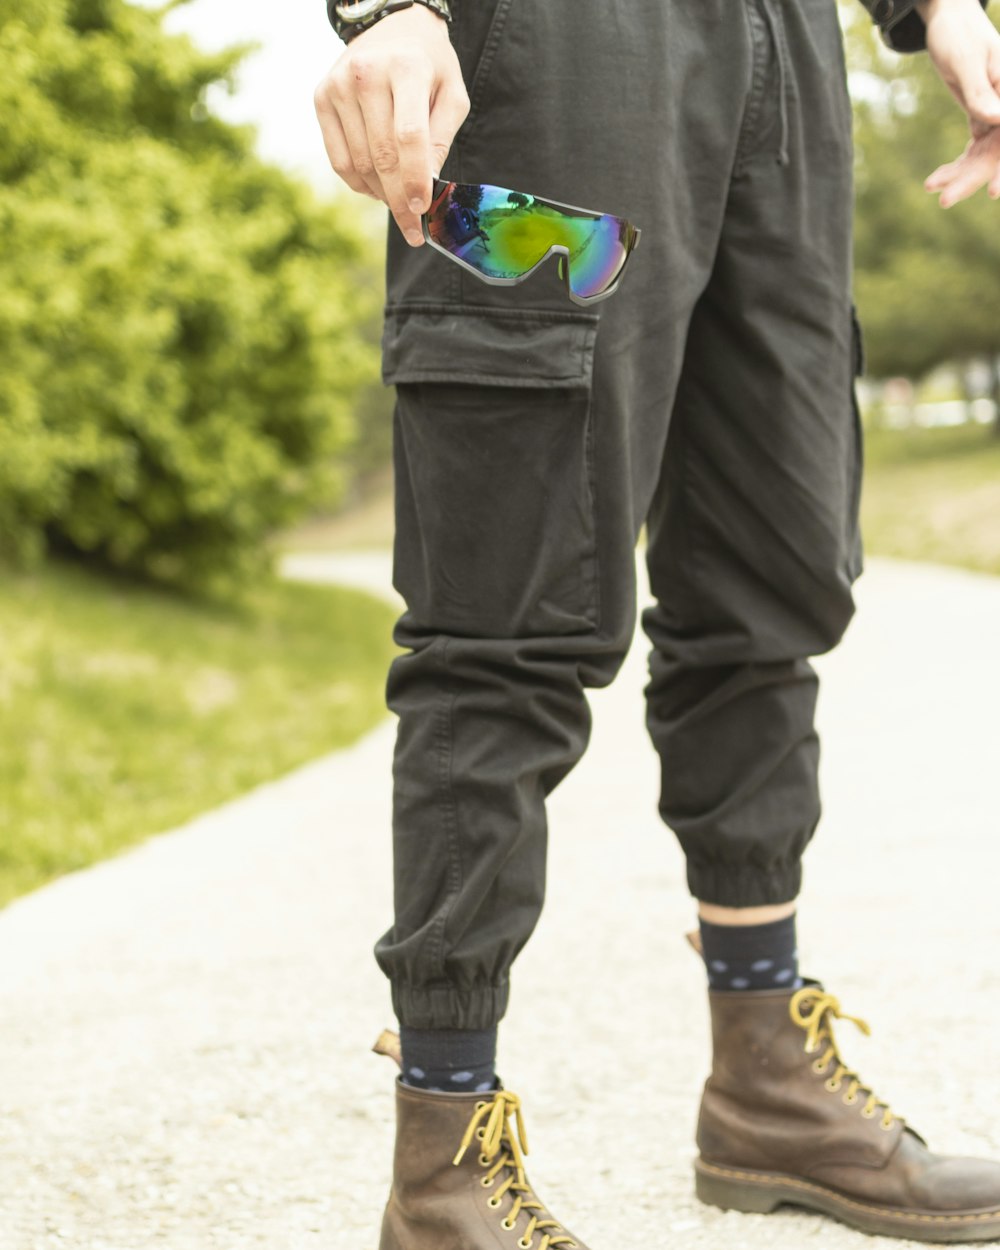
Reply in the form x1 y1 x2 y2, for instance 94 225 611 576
699 912 803 992
398 1025 499 1094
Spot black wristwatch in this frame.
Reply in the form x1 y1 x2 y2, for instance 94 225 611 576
330 0 452 45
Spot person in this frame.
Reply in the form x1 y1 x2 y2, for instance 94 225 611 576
314 0 1000 1244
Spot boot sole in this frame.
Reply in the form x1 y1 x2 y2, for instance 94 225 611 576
695 1157 1000 1243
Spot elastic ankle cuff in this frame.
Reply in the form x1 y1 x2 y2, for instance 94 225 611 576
687 861 802 907
391 980 510 1030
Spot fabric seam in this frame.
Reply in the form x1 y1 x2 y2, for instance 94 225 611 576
384 301 599 326
428 634 463 979
733 0 767 179
459 0 516 141
582 387 602 632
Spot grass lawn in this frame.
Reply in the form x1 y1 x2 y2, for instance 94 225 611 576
860 421 1000 576
0 557 399 908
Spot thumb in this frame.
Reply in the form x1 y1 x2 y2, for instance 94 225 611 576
986 43 1000 119
971 90 1000 125
965 66 1000 126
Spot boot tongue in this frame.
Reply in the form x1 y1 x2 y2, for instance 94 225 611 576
372 1027 403 1070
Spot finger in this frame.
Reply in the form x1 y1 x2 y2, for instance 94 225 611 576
937 155 992 206
387 54 436 215
924 133 978 188
354 57 424 243
427 75 472 186
958 68 1000 127
339 94 391 203
978 130 1000 198
937 161 988 207
314 81 383 201
925 125 988 186
925 154 967 188
318 66 387 203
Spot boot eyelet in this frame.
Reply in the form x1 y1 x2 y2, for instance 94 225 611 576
478 1153 490 1166
481 1176 495 1188
518 1239 533 1249
475 1101 487 1110
861 1105 876 1119
825 1078 842 1093
880 1118 894 1132
501 1217 516 1230
487 1196 502 1209
476 1128 486 1139
812 1059 828 1075
843 1092 858 1106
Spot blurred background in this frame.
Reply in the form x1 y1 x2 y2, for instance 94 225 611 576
1 0 998 911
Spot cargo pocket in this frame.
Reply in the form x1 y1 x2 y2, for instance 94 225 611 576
846 302 866 582
386 306 601 638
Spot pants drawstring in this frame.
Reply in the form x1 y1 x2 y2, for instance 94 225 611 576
759 0 791 167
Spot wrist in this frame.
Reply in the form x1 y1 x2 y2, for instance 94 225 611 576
915 0 982 19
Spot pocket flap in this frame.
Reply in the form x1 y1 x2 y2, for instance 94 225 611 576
381 304 599 389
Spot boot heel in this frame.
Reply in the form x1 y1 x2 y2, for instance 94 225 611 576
695 1162 783 1214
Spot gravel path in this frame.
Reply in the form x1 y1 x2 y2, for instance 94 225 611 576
2 551 998 1250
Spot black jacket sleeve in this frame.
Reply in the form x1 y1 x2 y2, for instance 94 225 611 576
857 0 990 53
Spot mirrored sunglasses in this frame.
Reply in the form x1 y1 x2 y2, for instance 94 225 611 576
420 177 641 306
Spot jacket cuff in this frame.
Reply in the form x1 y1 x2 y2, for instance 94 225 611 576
863 0 991 54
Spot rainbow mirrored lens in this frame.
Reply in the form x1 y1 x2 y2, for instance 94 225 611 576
426 180 635 301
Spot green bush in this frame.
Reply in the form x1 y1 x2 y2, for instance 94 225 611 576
0 0 382 593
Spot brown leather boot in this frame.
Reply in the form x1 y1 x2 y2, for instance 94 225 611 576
694 978 1000 1241
372 1029 592 1250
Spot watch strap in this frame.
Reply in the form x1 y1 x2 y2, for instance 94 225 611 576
330 0 452 44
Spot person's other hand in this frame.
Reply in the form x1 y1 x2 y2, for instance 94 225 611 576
918 0 1000 205
314 5 470 245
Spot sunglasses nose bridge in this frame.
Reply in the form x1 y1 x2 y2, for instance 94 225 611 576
550 243 571 286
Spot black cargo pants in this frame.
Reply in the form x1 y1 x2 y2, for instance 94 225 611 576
375 0 865 1030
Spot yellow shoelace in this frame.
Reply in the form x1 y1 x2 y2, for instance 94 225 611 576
789 986 896 1130
453 1089 578 1250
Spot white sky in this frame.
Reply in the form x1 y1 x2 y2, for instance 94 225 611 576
135 0 350 194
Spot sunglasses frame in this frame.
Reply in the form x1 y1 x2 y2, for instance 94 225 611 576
420 176 641 307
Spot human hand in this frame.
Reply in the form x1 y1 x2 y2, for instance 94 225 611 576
314 5 470 245
918 0 1000 205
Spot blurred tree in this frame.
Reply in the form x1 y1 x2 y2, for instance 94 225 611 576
847 3 1000 427
0 0 383 594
